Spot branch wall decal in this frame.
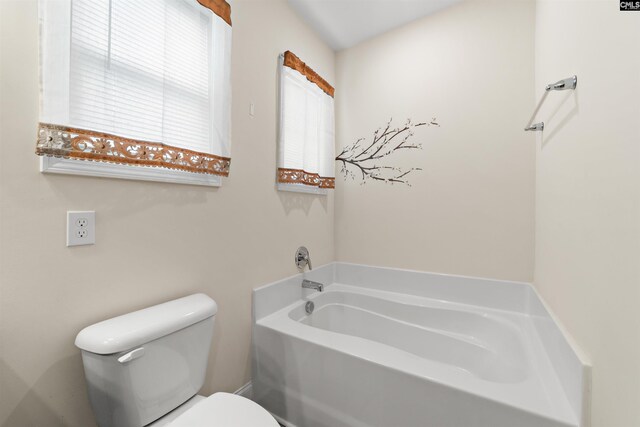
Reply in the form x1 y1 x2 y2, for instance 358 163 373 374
335 117 439 186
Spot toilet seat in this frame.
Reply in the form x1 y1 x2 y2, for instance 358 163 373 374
169 392 279 427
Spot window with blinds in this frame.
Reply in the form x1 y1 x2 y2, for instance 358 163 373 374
37 0 232 186
277 51 335 193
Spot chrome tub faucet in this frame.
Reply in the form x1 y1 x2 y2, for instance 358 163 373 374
302 279 324 292
296 247 324 291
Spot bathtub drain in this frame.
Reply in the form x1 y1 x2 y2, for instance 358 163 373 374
305 301 315 314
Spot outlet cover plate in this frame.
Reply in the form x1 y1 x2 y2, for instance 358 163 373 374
67 211 95 247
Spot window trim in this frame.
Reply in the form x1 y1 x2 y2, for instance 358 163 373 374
276 182 328 195
41 156 221 187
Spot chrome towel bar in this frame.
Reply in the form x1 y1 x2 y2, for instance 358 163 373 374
546 75 578 92
524 123 544 132
524 75 577 132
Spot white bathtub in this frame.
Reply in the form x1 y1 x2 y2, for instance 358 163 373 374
252 263 589 427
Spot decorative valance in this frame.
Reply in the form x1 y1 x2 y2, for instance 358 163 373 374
36 123 231 176
277 52 335 192
277 168 335 189
283 51 335 98
197 0 232 26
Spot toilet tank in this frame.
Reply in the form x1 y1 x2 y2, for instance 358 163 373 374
75 294 217 427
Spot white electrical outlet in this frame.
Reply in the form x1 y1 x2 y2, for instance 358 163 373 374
67 211 95 247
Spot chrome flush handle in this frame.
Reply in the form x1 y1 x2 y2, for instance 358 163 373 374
295 246 312 270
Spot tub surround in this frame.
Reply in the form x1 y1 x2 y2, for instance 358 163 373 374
252 263 589 427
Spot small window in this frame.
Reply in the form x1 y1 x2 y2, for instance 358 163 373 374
36 0 232 187
277 51 335 194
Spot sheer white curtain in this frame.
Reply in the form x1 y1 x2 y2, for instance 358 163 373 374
38 0 232 176
278 54 335 191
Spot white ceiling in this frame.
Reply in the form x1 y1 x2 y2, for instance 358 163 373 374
287 0 462 51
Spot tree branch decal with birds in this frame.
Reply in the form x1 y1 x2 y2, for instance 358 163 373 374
335 117 439 186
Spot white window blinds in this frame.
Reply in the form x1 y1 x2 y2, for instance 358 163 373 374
37 0 232 180
278 51 335 191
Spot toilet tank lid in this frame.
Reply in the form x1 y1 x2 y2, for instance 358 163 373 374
75 293 217 355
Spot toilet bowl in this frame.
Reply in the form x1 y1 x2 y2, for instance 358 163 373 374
150 393 279 427
75 294 278 427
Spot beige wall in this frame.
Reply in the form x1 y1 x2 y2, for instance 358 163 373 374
534 1 640 426
334 0 536 282
0 0 335 425
3 0 639 426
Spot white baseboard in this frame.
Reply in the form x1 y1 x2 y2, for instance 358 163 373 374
269 412 297 427
233 381 253 399
233 382 295 426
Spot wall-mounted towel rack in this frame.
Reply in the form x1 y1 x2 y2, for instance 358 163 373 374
524 75 577 132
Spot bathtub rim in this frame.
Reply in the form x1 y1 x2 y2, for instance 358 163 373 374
252 262 591 427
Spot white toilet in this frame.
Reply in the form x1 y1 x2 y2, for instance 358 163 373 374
75 294 278 427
